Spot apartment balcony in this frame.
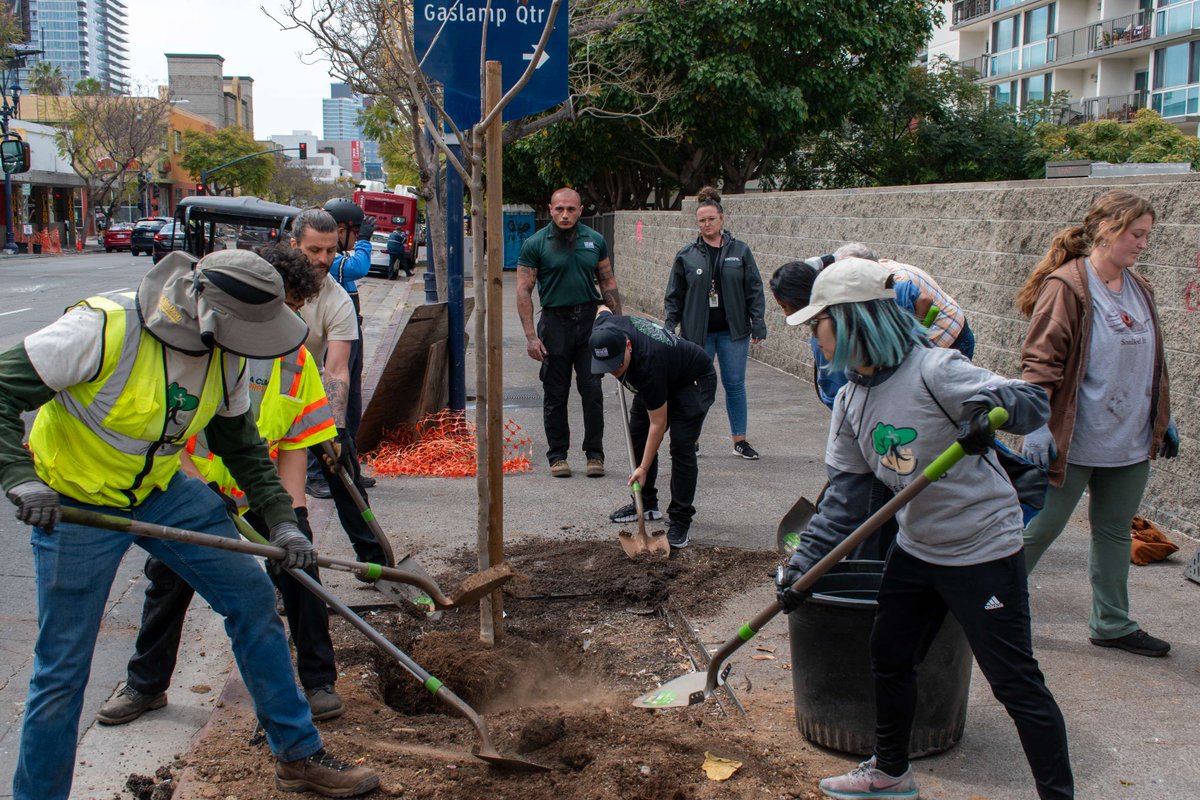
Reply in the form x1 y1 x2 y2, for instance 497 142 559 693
1052 11 1152 63
1060 91 1149 125
951 0 1036 30
958 54 989 78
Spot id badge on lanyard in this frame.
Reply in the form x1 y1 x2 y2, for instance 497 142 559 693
709 284 719 308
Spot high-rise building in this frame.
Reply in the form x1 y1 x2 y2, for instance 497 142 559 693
322 82 383 180
931 0 1197 134
6 0 130 93
165 53 254 132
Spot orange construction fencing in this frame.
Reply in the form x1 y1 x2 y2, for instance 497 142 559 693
365 409 533 478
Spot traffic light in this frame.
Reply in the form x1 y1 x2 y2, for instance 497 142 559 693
195 183 206 196
137 173 147 191
298 142 307 160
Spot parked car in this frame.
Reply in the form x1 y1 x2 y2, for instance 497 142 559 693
103 222 134 252
151 221 186 263
130 217 171 256
367 231 402 280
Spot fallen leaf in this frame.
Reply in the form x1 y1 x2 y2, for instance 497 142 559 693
755 645 776 653
750 654 776 661
189 684 211 694
702 751 742 781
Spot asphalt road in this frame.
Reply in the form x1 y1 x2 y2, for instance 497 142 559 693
0 250 163 797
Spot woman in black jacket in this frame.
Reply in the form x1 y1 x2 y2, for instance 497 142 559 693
663 187 767 459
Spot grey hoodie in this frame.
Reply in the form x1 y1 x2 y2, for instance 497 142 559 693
789 347 1049 572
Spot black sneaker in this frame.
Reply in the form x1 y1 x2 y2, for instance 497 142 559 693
356 476 377 490
1089 629 1170 657
667 521 690 549
305 479 332 499
609 501 662 524
733 440 760 460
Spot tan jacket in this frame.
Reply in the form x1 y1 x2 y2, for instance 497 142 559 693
1020 257 1170 486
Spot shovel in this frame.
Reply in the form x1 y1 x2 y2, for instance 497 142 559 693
633 408 1007 709
776 496 816 556
319 440 444 616
616 382 670 559
59 508 513 612
232 518 546 772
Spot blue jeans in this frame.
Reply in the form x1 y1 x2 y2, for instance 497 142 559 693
704 331 750 438
13 474 322 800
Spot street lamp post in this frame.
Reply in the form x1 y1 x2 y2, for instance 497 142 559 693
2 44 41 255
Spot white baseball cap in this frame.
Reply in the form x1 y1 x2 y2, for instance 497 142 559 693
786 257 895 326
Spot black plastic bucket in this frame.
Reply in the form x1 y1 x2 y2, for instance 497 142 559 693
787 560 973 757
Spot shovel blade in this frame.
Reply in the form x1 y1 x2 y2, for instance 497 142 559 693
442 563 515 609
632 667 725 709
471 745 551 772
618 529 649 559
645 530 671 558
776 496 816 556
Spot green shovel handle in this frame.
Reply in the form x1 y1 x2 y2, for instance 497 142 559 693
922 406 1008 480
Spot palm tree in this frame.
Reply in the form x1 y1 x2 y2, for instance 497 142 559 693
28 62 66 96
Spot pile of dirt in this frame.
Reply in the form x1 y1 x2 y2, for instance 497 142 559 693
176 541 825 799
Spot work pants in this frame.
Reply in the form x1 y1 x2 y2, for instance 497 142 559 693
13 474 321 800
1022 460 1150 640
537 304 604 464
628 371 717 528
126 508 336 696
870 547 1073 800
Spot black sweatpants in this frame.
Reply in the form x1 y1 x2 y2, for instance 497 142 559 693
126 507 336 694
537 304 604 464
628 372 716 528
870 546 1073 799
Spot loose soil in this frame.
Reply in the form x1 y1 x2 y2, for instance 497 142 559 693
167 541 828 799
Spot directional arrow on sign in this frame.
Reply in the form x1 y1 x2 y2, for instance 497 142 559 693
522 47 550 69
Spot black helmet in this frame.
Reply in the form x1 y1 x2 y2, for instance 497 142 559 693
323 198 364 226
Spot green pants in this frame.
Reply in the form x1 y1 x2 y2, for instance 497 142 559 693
1023 460 1150 641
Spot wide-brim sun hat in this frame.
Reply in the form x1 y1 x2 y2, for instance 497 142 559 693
786 257 895 326
137 249 309 359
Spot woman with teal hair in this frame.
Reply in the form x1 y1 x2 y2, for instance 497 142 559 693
776 259 1073 800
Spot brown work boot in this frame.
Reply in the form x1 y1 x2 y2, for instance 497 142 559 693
275 748 379 797
585 457 605 477
96 684 167 725
550 459 572 478
305 685 345 721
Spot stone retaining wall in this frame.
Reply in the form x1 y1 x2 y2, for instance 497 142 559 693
613 175 1200 536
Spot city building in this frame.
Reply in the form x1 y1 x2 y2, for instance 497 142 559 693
6 0 130 93
0 118 85 249
929 0 1200 132
165 53 254 131
322 82 383 180
268 131 353 183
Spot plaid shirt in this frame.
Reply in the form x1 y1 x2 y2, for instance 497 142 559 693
881 259 966 349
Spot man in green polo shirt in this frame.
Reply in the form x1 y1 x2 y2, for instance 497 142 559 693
516 187 622 479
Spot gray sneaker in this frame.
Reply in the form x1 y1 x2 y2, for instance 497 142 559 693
667 521 691 549
305 685 346 721
96 684 167 725
818 756 918 799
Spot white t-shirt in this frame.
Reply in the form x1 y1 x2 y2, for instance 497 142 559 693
24 305 250 437
299 274 358 364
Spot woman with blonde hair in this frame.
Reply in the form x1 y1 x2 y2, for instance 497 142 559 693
1019 190 1177 658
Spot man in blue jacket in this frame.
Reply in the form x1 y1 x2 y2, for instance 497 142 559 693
306 198 375 497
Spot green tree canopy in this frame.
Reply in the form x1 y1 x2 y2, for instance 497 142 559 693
505 0 943 210
27 62 67 96
0 7 23 60
180 127 276 197
359 99 419 188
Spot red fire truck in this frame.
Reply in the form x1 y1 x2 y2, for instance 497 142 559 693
353 189 418 280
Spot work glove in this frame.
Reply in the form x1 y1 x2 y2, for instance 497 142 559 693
207 481 239 519
356 216 377 242
269 519 316 571
775 561 812 614
6 480 61 532
955 400 995 456
1021 424 1057 469
323 429 358 476
1160 419 1180 459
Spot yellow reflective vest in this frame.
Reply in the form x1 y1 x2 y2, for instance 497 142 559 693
29 293 244 508
186 345 335 511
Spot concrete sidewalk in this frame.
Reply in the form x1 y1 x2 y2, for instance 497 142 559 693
88 269 1200 799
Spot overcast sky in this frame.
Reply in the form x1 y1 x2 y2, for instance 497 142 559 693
125 0 336 139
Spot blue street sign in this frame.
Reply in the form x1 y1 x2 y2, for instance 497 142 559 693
414 0 569 130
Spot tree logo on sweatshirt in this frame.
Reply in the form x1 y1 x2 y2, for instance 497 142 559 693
631 316 675 346
872 422 917 476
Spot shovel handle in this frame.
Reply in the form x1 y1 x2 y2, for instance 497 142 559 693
704 407 1008 695
319 440 397 569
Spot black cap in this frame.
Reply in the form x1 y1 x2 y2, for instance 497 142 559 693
589 326 628 373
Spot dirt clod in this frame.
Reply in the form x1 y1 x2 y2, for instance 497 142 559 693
516 715 567 753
